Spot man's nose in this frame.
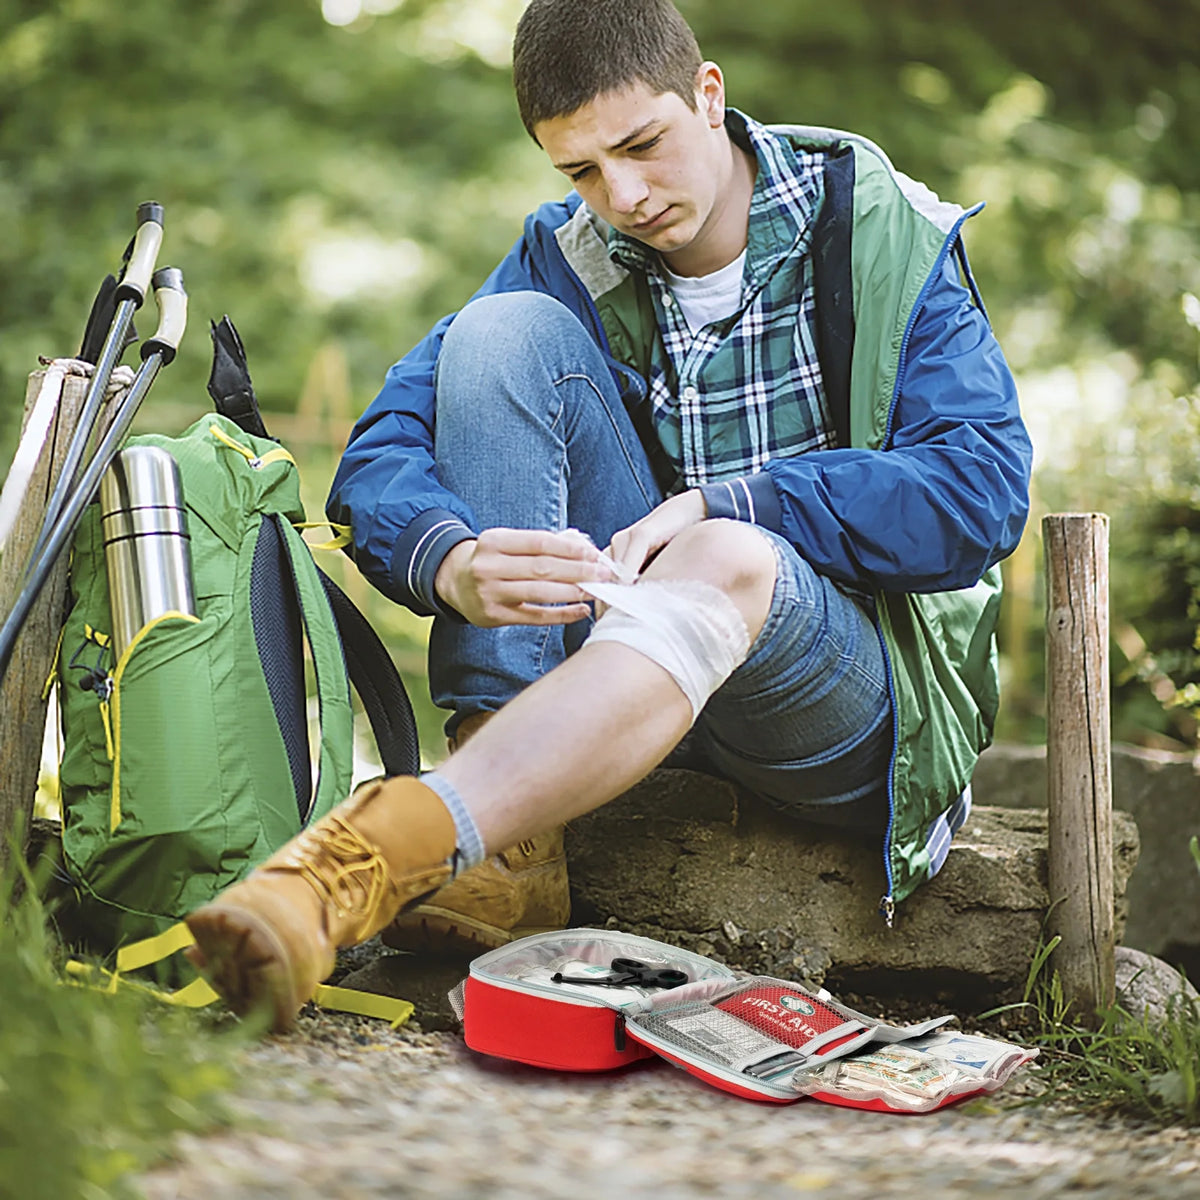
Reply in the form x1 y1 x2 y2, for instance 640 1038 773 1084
603 163 650 214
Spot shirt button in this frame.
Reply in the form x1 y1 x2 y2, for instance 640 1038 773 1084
682 385 698 402
663 293 674 307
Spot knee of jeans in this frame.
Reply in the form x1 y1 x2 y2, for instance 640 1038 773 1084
647 519 778 641
440 292 576 370
436 292 587 425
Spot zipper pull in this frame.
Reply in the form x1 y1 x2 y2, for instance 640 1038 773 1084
879 894 895 929
97 679 115 761
613 1012 627 1053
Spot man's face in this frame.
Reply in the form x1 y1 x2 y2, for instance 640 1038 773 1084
535 68 735 271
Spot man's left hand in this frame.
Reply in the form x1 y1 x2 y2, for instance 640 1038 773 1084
606 489 708 578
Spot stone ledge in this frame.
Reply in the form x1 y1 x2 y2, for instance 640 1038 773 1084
565 769 1139 1007
973 742 1200 977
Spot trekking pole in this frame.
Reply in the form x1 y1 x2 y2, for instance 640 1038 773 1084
30 202 164 564
0 267 187 683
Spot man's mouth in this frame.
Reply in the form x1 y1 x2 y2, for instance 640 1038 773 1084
631 207 672 232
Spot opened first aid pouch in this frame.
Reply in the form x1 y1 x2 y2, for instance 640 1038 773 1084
449 929 1036 1110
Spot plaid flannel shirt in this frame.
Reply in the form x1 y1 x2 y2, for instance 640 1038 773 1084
608 111 833 490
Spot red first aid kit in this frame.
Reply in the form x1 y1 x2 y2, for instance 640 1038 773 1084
449 929 1037 1111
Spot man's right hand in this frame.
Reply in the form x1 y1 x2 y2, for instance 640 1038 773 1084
433 528 614 627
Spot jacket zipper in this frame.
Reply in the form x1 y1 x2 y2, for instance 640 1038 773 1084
876 209 977 924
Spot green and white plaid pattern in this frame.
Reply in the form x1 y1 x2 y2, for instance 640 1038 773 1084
609 113 832 487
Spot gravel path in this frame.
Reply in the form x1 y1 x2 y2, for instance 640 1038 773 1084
137 1010 1200 1199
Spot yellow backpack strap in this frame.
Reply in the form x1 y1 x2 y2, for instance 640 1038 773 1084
116 920 197 971
63 958 220 1008
69 922 414 1027
312 984 415 1028
62 922 221 1006
293 521 352 551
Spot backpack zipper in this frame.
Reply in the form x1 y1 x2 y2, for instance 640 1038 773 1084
106 611 200 832
208 422 295 470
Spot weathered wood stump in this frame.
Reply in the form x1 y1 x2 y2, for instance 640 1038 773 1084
1044 512 1115 1020
0 371 91 867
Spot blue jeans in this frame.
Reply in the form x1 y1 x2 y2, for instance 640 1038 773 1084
431 292 892 831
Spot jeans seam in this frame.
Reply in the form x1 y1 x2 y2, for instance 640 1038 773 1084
553 372 659 511
548 384 564 434
705 702 891 771
534 624 547 676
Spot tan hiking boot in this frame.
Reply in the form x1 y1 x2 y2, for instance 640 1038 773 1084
185 776 456 1032
382 709 570 954
381 826 570 953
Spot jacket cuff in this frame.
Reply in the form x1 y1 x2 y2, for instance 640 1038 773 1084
388 509 476 619
698 474 782 532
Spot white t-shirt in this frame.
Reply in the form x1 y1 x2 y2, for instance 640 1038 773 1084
662 250 746 335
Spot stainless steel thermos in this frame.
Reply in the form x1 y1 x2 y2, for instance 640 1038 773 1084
99 445 197 657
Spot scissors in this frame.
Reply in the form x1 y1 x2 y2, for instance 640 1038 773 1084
551 956 689 990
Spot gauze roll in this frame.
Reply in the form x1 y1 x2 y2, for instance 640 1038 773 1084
582 579 752 720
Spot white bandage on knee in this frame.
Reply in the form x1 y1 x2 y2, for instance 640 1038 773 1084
581 579 752 720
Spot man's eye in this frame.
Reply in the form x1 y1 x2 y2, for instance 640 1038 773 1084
569 166 594 182
630 135 662 154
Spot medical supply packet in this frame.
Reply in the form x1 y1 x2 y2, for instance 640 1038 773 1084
792 1030 1038 1112
448 929 1037 1109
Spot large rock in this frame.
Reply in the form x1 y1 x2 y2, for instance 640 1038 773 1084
565 769 1139 1007
1114 946 1199 1031
973 743 1200 979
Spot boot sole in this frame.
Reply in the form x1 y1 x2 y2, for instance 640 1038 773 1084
382 906 565 955
185 903 305 1033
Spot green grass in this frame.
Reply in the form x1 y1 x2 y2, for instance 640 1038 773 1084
989 911 1200 1126
0 841 236 1200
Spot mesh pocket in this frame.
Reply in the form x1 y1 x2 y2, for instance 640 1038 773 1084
637 1002 786 1068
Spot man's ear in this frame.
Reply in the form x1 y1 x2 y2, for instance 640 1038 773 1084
695 61 725 128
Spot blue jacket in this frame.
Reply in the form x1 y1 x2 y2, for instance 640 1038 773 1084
329 124 1033 908
329 202 1029 621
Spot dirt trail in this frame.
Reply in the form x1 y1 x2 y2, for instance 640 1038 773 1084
138 1011 1199 1200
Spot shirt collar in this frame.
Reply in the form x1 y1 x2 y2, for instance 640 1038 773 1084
607 109 822 288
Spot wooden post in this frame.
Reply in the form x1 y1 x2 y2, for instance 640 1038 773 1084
0 370 91 866
1043 512 1115 1020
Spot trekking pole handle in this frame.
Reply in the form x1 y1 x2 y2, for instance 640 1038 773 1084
114 202 164 307
141 267 187 365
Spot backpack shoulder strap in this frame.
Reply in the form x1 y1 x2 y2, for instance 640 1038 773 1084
318 568 422 778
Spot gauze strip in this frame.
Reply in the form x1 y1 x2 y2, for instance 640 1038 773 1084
582 579 751 720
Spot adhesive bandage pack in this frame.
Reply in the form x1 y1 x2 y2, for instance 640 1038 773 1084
448 929 1037 1111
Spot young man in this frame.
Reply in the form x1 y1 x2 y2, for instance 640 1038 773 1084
186 0 1031 1031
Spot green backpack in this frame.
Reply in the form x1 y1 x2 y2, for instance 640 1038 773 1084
55 392 419 960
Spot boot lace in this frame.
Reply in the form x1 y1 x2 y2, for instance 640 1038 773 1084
281 814 392 941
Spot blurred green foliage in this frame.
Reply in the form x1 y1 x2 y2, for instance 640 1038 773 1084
0 845 231 1199
1 0 1198 1177
2 0 1199 748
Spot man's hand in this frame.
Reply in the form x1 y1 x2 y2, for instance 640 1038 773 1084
606 489 708 577
434 528 614 627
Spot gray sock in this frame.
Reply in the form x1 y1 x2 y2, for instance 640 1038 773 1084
420 770 486 878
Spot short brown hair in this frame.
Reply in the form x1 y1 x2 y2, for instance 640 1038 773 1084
513 0 703 141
